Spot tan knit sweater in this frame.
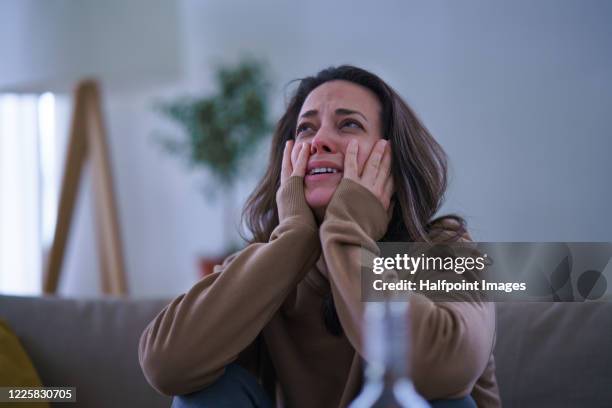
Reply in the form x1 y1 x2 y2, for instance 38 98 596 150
139 176 501 407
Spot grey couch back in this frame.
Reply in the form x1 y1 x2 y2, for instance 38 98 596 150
1 295 611 407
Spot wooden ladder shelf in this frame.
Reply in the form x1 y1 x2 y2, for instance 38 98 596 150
43 80 128 296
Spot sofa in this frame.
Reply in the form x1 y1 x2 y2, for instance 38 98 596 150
1 294 610 407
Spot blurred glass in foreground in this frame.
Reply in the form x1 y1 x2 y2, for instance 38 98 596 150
349 301 429 408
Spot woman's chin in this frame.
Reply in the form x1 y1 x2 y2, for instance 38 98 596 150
305 188 335 212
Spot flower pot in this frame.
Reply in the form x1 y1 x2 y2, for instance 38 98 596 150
198 255 227 277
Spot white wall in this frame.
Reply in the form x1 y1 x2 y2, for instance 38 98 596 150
0 0 182 92
3 0 611 297
178 0 612 242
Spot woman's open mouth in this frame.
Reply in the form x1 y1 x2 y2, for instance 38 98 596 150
305 166 343 182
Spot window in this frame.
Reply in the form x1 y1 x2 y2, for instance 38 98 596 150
0 93 70 295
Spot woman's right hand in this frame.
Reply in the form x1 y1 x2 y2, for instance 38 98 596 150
281 140 310 184
277 140 316 225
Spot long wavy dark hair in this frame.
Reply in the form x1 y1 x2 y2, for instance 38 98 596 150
242 65 465 335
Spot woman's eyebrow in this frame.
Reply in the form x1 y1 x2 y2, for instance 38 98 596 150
299 109 318 119
335 108 368 122
299 108 368 122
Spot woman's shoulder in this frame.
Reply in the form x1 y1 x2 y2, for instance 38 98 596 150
426 215 471 243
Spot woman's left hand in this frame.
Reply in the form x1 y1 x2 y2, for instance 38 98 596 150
343 139 394 210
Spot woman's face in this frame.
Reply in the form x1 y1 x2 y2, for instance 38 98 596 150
293 80 383 213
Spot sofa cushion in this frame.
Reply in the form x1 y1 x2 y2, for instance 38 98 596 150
0 295 172 408
494 302 612 408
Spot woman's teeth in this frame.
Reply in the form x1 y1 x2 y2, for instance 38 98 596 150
308 167 339 175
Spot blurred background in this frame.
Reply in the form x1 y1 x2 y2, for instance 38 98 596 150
0 0 610 298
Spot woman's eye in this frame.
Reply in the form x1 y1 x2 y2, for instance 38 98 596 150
296 123 314 137
341 120 363 130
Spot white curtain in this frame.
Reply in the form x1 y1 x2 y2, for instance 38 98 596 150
0 93 69 295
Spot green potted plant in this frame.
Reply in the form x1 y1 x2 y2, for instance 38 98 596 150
156 58 272 275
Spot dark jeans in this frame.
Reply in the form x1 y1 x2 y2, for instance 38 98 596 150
171 364 476 408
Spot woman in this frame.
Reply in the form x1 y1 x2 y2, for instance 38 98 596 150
139 66 500 407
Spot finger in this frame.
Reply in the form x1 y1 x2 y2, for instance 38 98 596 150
291 140 303 167
292 142 310 177
362 139 387 186
281 140 294 183
344 139 359 180
373 144 392 192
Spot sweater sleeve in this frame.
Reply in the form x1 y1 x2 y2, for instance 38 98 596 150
138 176 321 396
319 178 496 400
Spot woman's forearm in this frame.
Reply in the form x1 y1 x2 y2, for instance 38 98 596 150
320 178 495 400
139 177 320 396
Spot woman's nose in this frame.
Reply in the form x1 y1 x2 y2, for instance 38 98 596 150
310 131 337 155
